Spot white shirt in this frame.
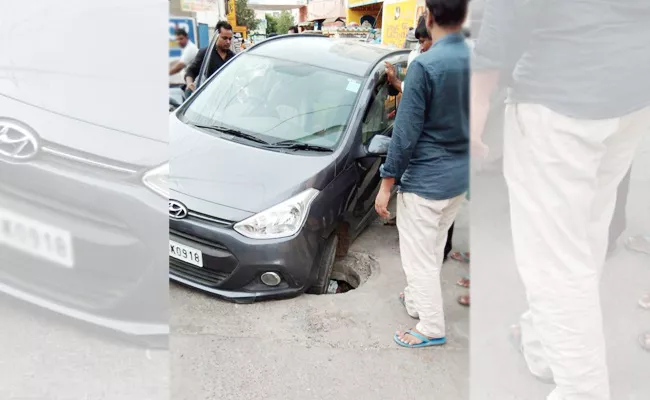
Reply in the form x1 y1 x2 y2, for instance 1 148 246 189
180 40 198 69
170 41 198 85
402 43 422 92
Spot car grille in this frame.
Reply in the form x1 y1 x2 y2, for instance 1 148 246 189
0 250 141 311
170 259 231 287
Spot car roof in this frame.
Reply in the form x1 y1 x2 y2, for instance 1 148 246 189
247 35 408 77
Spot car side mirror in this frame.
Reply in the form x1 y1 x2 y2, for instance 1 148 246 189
366 135 391 156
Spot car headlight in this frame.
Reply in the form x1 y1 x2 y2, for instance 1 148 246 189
142 163 168 198
234 188 319 240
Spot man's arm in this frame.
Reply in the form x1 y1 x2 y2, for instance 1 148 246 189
169 61 186 76
184 48 207 86
380 61 429 184
471 0 520 145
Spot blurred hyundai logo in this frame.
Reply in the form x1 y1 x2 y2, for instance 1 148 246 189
0 119 39 161
169 200 188 219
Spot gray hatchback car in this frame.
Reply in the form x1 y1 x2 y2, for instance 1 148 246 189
169 35 409 301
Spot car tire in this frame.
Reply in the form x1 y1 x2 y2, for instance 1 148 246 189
335 223 350 258
307 234 339 295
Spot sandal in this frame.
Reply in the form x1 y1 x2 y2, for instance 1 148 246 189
458 295 470 306
384 216 397 226
457 277 470 288
393 329 446 348
450 251 470 263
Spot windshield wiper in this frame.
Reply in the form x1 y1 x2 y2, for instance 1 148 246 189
192 124 270 145
266 141 333 152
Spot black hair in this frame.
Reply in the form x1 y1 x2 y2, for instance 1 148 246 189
288 26 299 33
414 16 431 40
174 28 188 38
216 20 233 33
425 0 469 28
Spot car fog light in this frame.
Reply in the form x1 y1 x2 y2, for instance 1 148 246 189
261 272 281 286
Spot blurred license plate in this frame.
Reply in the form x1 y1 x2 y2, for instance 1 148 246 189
0 207 74 268
169 240 203 267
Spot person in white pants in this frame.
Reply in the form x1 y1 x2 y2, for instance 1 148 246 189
472 0 650 398
375 0 470 348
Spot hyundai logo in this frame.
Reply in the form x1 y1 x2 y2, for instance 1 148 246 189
169 200 188 219
0 119 40 161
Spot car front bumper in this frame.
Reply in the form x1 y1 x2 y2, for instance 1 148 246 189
169 211 324 302
0 157 169 342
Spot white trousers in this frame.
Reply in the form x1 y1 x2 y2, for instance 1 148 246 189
397 192 465 338
503 103 649 400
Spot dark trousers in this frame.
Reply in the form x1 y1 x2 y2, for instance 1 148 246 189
608 167 632 253
444 222 455 260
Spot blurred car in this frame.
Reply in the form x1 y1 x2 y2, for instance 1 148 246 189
0 2 168 346
168 35 408 301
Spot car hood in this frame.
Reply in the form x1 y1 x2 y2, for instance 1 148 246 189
169 115 336 217
0 1 167 167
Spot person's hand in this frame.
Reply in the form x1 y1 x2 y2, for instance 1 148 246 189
384 62 396 81
187 82 196 92
375 185 391 219
471 139 489 160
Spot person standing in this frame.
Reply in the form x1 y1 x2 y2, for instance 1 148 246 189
384 15 459 265
472 0 650 398
169 28 198 78
375 0 469 348
386 16 433 93
184 21 235 95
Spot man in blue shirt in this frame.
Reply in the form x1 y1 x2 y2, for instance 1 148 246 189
375 0 469 348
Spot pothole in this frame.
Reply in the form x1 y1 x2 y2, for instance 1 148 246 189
326 251 377 294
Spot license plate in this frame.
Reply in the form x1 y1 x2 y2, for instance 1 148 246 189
169 240 203 267
0 207 74 268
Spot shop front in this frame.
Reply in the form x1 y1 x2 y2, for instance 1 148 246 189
380 0 419 48
346 0 423 48
347 0 383 29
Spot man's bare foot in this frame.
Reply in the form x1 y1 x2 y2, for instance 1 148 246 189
457 277 470 288
395 328 434 345
450 251 470 263
458 295 470 306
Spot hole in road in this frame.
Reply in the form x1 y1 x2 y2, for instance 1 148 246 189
326 251 377 294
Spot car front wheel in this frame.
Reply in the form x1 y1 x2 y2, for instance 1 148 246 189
307 234 338 295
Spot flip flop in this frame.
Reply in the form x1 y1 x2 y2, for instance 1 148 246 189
393 330 446 348
450 251 470 263
457 277 470 288
398 293 419 319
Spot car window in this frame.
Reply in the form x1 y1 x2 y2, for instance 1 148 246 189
181 53 363 149
361 75 399 145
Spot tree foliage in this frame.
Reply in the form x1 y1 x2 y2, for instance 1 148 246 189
265 13 278 35
265 11 295 35
235 0 258 32
276 11 295 35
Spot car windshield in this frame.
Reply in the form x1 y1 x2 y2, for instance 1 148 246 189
180 53 363 149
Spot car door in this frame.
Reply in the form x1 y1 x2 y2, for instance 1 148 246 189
196 33 219 88
348 69 404 228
